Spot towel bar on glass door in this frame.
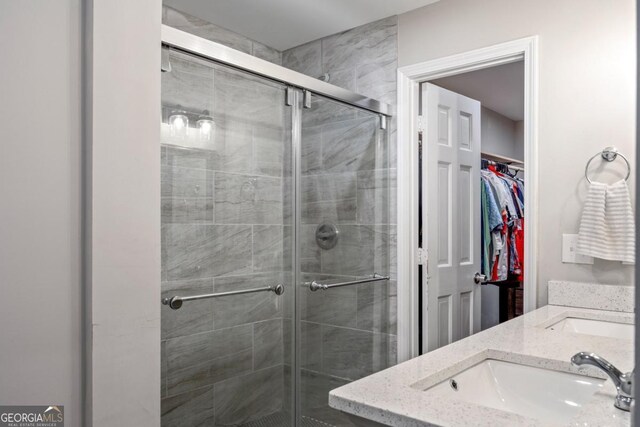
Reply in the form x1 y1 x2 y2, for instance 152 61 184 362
162 284 284 310
308 273 389 292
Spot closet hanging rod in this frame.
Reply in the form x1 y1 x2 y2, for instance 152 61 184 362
482 159 524 172
505 164 524 172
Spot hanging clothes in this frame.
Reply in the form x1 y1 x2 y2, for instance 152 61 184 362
480 161 525 283
481 179 502 277
513 218 524 281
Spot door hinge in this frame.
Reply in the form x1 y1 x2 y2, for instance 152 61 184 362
417 247 428 265
417 115 424 153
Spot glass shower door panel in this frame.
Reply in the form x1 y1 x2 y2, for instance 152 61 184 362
298 95 395 426
160 49 294 427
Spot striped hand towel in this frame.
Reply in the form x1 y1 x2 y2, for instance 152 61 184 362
576 180 635 263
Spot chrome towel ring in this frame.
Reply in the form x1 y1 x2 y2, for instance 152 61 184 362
584 146 631 184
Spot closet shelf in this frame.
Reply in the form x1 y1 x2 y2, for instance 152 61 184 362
481 151 524 166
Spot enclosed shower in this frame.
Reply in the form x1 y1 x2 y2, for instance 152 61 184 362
160 26 395 426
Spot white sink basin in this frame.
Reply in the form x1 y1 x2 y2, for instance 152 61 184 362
547 317 634 340
423 359 605 424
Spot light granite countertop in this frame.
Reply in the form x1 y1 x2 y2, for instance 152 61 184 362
329 305 634 426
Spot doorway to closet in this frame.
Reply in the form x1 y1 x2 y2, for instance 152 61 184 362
420 60 526 352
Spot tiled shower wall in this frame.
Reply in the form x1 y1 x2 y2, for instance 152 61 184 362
163 6 282 65
282 16 398 108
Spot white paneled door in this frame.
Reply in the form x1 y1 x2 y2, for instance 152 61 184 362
422 83 481 352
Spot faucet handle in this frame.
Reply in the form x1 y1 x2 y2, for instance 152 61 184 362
618 370 633 395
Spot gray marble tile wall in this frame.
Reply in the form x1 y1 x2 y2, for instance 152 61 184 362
282 16 398 108
163 6 282 65
161 49 291 426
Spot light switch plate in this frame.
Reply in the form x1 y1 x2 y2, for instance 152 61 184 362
562 234 594 264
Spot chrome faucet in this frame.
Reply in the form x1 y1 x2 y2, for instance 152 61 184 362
571 352 633 411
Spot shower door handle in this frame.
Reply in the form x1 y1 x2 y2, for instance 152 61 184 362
308 273 389 291
162 284 284 310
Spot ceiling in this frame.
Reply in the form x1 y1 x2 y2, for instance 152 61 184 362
163 0 440 51
431 61 525 121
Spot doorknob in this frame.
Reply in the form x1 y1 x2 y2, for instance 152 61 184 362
474 272 487 284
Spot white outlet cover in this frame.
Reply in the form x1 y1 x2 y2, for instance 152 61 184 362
562 234 594 264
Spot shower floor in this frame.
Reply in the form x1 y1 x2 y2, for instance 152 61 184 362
242 411 336 427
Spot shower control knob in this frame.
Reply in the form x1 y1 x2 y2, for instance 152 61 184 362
315 223 339 250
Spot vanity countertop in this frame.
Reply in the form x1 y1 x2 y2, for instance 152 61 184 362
328 305 634 426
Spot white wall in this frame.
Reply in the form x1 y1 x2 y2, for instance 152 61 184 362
86 1 161 425
1 2 162 425
399 0 636 305
481 107 522 160
0 2 83 426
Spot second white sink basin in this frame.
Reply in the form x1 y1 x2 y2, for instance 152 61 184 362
547 317 634 340
423 359 605 424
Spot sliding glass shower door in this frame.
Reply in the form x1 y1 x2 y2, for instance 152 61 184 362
297 95 395 426
160 49 295 426
160 46 395 427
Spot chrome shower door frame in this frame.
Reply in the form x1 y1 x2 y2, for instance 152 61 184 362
161 25 391 117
